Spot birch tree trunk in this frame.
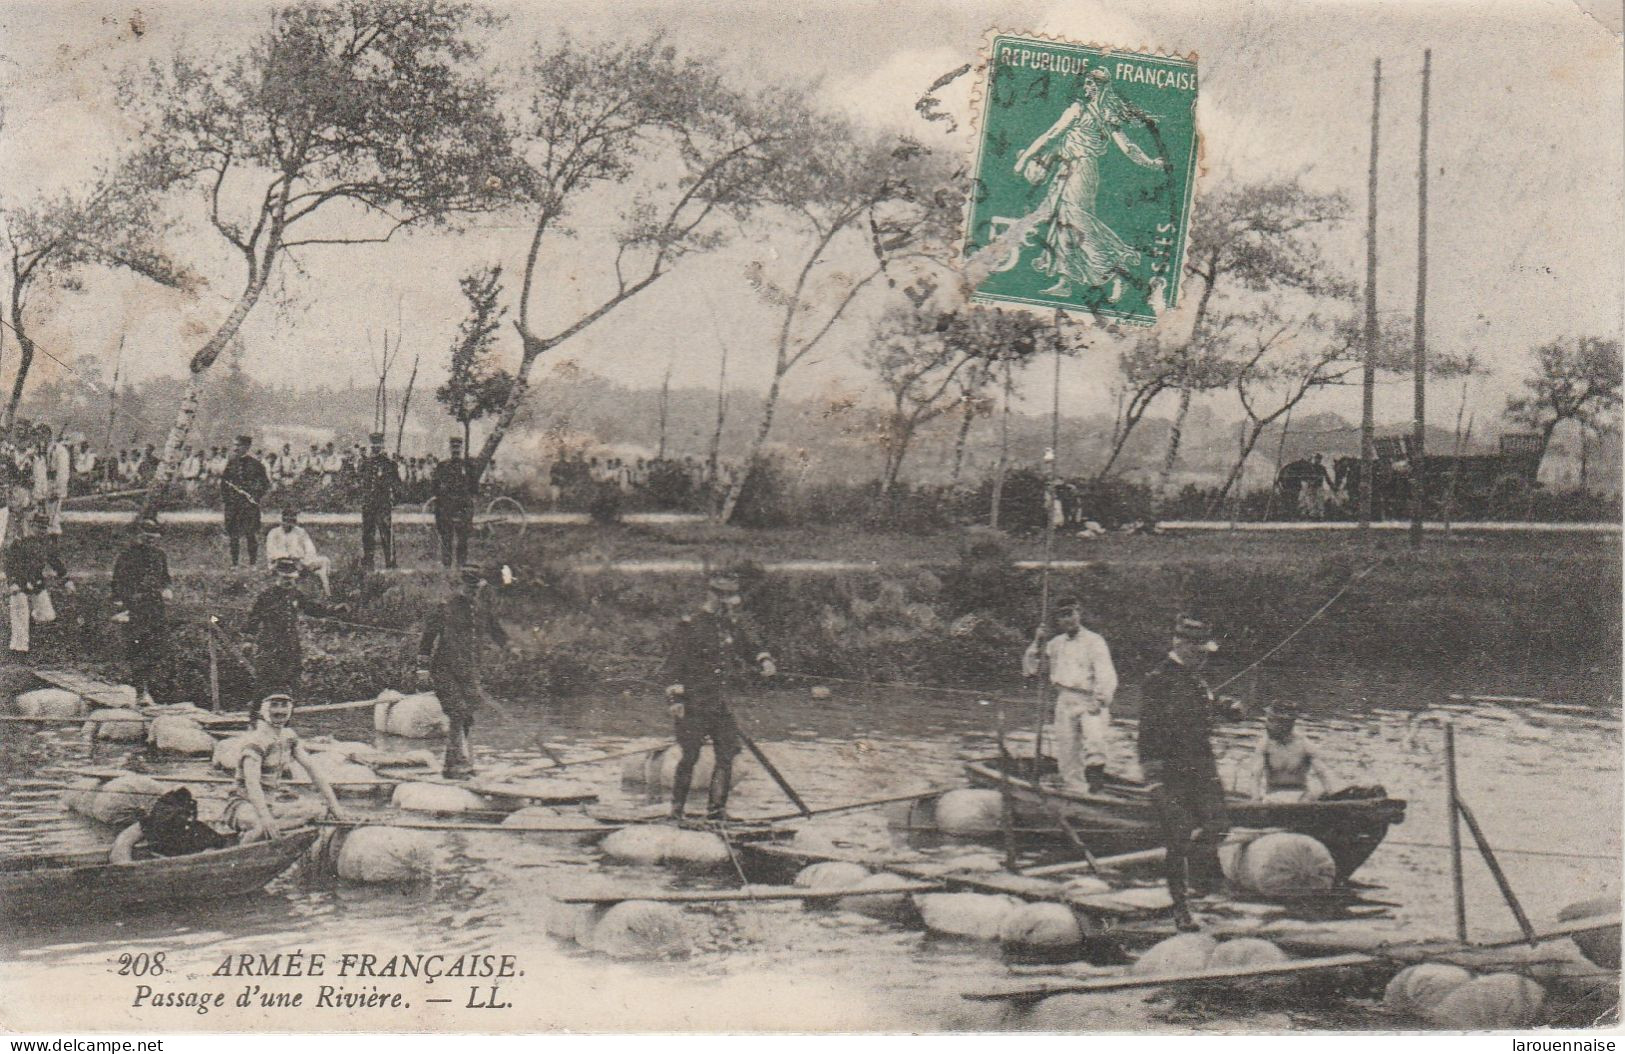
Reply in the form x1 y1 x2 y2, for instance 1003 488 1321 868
989 362 1013 529
140 281 267 516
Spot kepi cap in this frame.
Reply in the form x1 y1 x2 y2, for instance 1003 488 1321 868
368 432 385 443
1173 614 1218 652
273 557 302 576
135 515 162 536
706 573 740 594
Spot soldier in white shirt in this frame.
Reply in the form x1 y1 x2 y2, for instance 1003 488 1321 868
1023 597 1118 792
179 446 203 500
264 508 332 597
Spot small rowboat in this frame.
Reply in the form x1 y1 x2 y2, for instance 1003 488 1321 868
959 756 1406 882
0 828 318 921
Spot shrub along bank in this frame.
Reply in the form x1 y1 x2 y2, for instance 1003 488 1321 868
21 524 1620 710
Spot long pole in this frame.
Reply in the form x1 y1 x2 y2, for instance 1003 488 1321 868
1410 50 1430 548
996 696 1018 872
1445 721 1468 942
1034 338 1061 759
1361 59 1381 534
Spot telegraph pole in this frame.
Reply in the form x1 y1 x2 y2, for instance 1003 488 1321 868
1410 49 1431 548
1361 59 1381 535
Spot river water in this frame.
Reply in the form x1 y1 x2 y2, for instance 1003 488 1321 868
1 662 1618 1032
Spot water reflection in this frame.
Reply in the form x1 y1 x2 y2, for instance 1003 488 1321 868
3 662 1618 1031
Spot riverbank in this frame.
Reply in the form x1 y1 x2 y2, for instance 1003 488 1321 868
16 522 1620 710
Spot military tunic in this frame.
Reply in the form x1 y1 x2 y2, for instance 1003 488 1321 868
660 609 767 815
221 454 271 564
429 457 479 567
243 582 338 697
359 452 400 568
1137 656 1242 910
111 540 171 699
418 591 507 775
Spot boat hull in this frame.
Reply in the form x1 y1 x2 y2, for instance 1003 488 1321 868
1 828 318 922
961 758 1405 882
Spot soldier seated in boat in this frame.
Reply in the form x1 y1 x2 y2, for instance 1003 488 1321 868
221 693 348 840
110 786 233 863
1252 704 1335 802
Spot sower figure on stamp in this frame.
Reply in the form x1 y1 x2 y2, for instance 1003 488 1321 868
111 515 173 706
1136 614 1245 933
222 436 270 567
430 436 478 568
359 431 401 570
661 574 776 821
1023 597 1117 793
416 565 517 780
240 557 347 699
5 507 73 656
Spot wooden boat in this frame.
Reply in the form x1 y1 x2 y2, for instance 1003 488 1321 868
960 756 1406 882
0 828 318 921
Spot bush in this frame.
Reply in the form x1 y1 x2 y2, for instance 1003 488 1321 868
974 468 1048 532
644 459 699 511
587 483 623 525
730 456 790 528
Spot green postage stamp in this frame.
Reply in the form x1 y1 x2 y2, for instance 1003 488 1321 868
963 35 1199 326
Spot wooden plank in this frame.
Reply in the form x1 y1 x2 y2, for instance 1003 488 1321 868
965 952 1378 1002
57 766 397 791
296 697 387 715
312 817 621 835
555 881 943 905
742 842 1171 919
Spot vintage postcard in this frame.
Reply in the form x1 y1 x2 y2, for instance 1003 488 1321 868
0 0 1619 1038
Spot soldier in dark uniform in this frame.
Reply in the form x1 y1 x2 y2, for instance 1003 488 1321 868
111 516 173 705
429 436 478 568
5 506 72 655
416 564 515 779
1137 614 1245 932
240 557 346 698
660 574 776 820
359 431 400 569
221 436 271 566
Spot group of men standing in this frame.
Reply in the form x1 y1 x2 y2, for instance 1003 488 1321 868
220 432 481 571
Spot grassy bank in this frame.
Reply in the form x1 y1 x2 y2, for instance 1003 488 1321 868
17 522 1620 710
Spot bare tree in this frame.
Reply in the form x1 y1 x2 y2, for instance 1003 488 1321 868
1207 311 1361 506
2 161 187 430
862 293 1051 494
1504 336 1622 472
716 128 955 522
121 0 515 512
947 358 996 489
470 36 781 482
707 338 729 483
1156 180 1353 488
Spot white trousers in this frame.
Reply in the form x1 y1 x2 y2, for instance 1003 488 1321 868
8 589 56 652
1051 688 1111 786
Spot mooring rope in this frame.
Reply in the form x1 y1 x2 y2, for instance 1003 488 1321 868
1212 557 1389 693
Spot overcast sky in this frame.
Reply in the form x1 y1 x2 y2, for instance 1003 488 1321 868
0 0 1620 435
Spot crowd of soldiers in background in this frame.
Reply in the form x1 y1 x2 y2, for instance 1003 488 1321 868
3 427 747 511
65 439 468 502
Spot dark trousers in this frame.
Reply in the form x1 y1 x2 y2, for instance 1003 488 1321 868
434 509 470 568
125 612 170 700
435 676 482 776
672 699 741 818
254 649 301 700
1152 767 1229 911
362 505 394 568
225 507 261 565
